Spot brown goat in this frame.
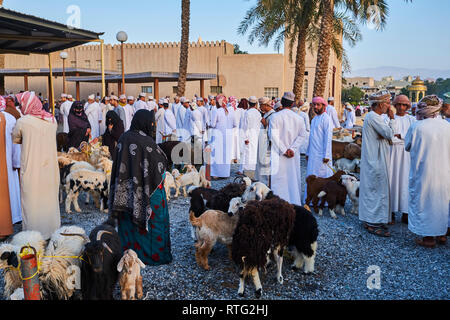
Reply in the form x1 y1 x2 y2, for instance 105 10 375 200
317 180 348 219
117 249 145 300
343 143 361 160
305 170 345 214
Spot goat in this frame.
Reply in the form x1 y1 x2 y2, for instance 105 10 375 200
59 161 96 204
341 175 360 215
65 169 109 214
80 220 122 300
172 169 201 197
305 170 345 214
39 226 89 300
118 249 145 300
334 158 360 173
0 231 47 299
56 132 69 152
239 185 319 274
343 143 361 160
164 171 178 201
232 198 296 298
189 208 239 270
198 165 211 188
317 180 348 219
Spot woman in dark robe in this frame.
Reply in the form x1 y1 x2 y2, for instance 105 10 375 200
109 109 172 266
102 110 124 161
67 101 91 150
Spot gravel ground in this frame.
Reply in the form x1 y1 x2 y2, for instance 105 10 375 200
1 157 449 300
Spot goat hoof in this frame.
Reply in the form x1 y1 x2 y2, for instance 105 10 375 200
238 291 245 297
292 265 299 272
255 289 262 298
277 275 284 284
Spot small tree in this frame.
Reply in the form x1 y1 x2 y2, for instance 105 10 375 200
342 86 364 105
233 44 248 54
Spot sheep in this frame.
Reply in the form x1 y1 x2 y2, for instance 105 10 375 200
117 249 145 300
59 161 97 204
39 226 89 300
340 174 360 214
239 185 319 274
317 180 348 219
189 208 239 271
198 165 211 188
164 171 178 201
65 169 109 214
80 220 122 300
232 198 296 298
0 231 47 298
206 182 247 213
172 169 201 197
334 158 361 173
305 170 345 214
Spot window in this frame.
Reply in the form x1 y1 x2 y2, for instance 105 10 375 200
85 60 91 69
141 86 153 94
264 87 279 98
303 79 308 100
210 86 223 94
70 61 76 68
116 60 122 72
172 86 178 94
96 60 102 70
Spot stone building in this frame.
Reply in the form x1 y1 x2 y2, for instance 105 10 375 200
2 38 342 110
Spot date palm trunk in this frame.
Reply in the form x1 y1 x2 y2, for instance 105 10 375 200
313 0 334 98
293 25 308 104
177 0 190 97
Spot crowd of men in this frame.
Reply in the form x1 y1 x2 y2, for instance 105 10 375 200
0 89 449 248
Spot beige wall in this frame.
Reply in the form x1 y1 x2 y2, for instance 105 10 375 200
345 77 375 88
3 39 342 109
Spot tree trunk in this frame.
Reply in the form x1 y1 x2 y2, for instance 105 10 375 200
313 0 334 98
293 26 308 104
177 0 190 97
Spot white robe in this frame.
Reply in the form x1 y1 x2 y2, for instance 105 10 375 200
306 113 333 177
2 111 22 224
389 114 416 214
155 107 165 144
163 108 177 137
123 104 135 131
269 109 306 206
134 100 149 113
231 107 243 161
197 105 209 145
255 109 275 185
182 108 193 142
327 105 340 129
190 108 204 140
405 118 450 236
343 109 356 129
240 108 262 171
299 111 310 154
99 103 114 135
171 102 181 121
359 112 395 224
176 106 188 141
210 107 238 178
84 102 102 139
60 100 73 133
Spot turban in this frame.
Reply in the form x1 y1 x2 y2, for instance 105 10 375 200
369 90 391 106
416 95 443 120
16 91 54 122
0 96 6 111
258 97 270 105
216 94 227 108
393 95 411 108
312 96 327 106
228 96 238 110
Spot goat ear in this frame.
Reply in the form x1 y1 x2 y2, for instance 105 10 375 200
136 258 146 269
1 252 10 260
8 252 18 268
117 257 124 272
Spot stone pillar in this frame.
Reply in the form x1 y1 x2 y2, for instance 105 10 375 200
24 75 29 91
200 79 205 98
154 78 159 101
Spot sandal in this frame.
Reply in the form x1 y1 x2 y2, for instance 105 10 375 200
436 236 447 245
415 238 436 248
364 224 390 237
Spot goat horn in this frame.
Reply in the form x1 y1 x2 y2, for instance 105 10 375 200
60 233 90 243
96 230 113 241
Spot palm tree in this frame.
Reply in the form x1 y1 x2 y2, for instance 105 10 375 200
312 0 410 97
239 0 318 102
177 0 190 97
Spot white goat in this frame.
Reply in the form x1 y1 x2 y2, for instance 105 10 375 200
334 158 361 173
164 171 178 200
241 182 272 202
172 169 201 197
340 175 360 215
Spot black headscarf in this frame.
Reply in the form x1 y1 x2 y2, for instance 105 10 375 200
103 110 124 159
67 101 90 149
109 110 168 230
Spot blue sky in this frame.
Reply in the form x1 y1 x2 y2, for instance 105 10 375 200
3 0 450 71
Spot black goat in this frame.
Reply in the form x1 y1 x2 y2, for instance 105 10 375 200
80 220 122 300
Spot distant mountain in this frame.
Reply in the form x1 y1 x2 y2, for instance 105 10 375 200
345 66 450 81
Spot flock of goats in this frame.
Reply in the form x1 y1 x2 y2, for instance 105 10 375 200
0 128 363 300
